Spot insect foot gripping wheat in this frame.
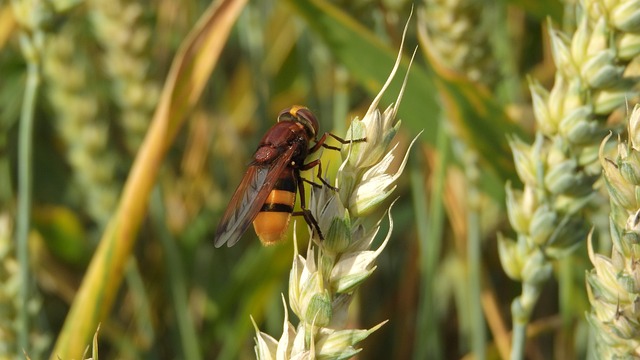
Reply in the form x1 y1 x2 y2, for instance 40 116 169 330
251 48 420 359
498 0 640 357
587 105 640 358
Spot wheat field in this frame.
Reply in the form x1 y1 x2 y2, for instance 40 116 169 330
1 0 639 359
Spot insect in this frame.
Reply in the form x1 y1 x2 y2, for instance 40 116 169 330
214 106 362 248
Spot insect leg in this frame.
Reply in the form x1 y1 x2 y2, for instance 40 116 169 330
308 132 367 154
293 170 324 240
326 132 367 145
301 177 322 188
300 159 336 190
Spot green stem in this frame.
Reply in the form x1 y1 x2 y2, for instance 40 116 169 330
510 282 541 360
151 187 202 360
16 47 40 354
413 119 448 360
0 134 12 205
465 151 485 360
510 320 526 360
558 256 574 358
124 259 156 347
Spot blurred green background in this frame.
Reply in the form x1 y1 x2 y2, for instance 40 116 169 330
0 0 591 359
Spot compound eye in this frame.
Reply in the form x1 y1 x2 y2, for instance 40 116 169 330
277 107 296 122
294 107 318 137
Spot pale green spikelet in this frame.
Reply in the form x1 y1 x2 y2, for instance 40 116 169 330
587 105 640 357
253 31 419 359
0 212 50 359
499 0 640 356
89 0 160 153
43 24 121 226
421 0 498 86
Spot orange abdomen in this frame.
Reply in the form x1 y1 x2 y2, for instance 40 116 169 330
253 173 297 245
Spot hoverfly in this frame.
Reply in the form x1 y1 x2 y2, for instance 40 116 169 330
214 106 361 248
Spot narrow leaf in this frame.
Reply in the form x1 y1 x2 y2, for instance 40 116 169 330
50 0 248 358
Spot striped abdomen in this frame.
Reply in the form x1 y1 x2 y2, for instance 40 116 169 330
252 168 297 245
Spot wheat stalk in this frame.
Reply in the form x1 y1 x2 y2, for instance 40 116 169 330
587 104 640 357
252 32 420 359
422 0 498 87
89 0 160 153
498 0 640 357
421 0 500 356
43 24 121 226
10 0 54 353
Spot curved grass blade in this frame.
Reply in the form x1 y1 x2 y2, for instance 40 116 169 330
50 0 248 357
